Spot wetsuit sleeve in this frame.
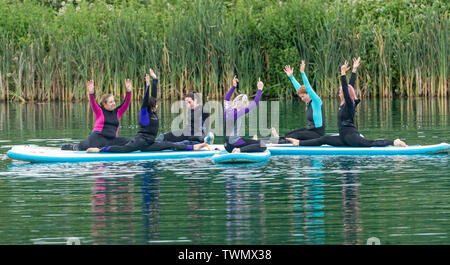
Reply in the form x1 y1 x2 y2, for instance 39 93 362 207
341 74 355 112
349 72 356 88
224 86 236 101
89 93 102 117
116 91 132 119
224 101 233 120
301 72 323 128
139 81 153 127
235 89 262 118
151 79 158 98
300 73 321 104
288 75 302 92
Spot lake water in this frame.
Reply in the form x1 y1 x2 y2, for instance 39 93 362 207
0 98 449 245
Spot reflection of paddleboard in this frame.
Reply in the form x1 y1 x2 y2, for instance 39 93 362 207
6 144 225 163
211 150 271 164
266 143 450 156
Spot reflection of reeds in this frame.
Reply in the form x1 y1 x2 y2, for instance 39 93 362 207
0 0 448 102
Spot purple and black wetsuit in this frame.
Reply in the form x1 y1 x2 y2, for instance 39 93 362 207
75 90 132 151
223 85 266 153
100 79 195 153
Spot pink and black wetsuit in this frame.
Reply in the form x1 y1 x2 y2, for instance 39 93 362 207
89 92 131 138
76 91 132 150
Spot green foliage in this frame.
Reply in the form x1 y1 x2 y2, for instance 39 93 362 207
0 0 448 101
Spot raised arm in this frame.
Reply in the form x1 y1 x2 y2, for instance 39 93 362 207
149 68 157 98
224 75 238 102
340 60 353 105
300 61 321 105
284 65 302 92
234 78 264 118
116 79 132 118
140 70 158 127
87 80 102 117
300 73 321 104
349 57 360 87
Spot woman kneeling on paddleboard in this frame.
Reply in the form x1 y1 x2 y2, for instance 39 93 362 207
223 76 266 153
287 57 407 148
87 69 206 153
61 79 133 151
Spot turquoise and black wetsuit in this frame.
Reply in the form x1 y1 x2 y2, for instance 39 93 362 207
300 72 394 147
100 79 195 153
265 72 325 144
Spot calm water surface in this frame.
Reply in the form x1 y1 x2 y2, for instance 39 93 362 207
0 98 449 245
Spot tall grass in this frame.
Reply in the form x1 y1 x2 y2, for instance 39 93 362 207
0 0 448 102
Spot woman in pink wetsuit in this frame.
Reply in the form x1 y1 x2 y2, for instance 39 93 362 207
61 79 133 151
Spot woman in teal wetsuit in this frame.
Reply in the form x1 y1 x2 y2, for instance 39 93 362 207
259 61 325 143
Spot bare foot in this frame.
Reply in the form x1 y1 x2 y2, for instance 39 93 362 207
271 127 279 138
394 139 407 147
193 142 207 151
252 135 258 140
86 148 100 153
232 148 241 153
286 137 300 146
205 132 214 145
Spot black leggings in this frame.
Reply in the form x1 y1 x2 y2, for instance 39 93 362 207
161 130 204 143
299 127 394 147
299 135 346 146
105 134 191 153
224 137 267 153
261 127 323 144
339 127 394 147
78 132 131 151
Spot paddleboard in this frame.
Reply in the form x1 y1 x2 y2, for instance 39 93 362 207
266 143 450 156
6 144 225 163
211 150 271 164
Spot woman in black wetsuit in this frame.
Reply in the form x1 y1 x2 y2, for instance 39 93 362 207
287 57 407 147
86 69 207 153
155 90 213 145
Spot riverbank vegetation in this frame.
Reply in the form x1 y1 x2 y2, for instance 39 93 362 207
0 0 448 101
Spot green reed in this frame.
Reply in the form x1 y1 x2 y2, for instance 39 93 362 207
0 0 448 102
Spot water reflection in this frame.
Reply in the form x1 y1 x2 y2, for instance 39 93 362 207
289 158 325 245
224 168 266 244
141 163 160 244
90 164 136 245
338 158 363 245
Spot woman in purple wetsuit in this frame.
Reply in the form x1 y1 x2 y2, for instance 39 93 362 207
61 79 133 151
223 76 266 153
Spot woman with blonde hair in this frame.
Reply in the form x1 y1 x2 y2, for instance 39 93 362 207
223 76 266 153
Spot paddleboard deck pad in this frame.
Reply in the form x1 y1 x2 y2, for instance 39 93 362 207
211 150 271 164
